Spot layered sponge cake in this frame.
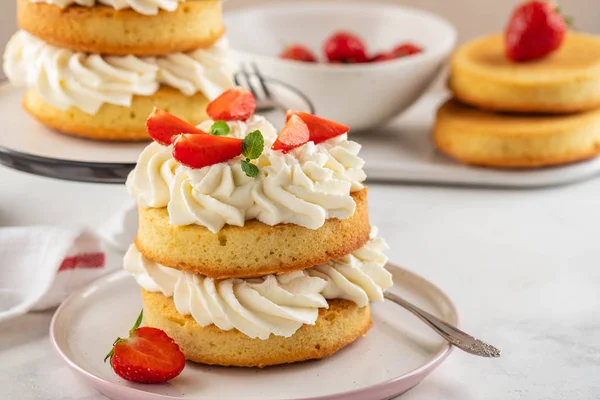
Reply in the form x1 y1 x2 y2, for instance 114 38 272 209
449 33 600 114
438 15 600 169
124 89 393 367
18 0 224 55
434 99 600 168
449 32 600 114
2 0 233 141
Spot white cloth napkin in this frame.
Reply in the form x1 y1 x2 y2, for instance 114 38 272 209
0 202 138 323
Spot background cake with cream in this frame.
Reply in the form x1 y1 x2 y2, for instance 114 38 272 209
123 88 393 367
2 0 233 141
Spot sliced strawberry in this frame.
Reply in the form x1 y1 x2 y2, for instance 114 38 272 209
393 43 424 57
280 44 318 62
146 108 206 146
286 111 349 144
272 114 310 152
110 327 185 384
207 88 256 121
173 133 243 169
370 52 397 62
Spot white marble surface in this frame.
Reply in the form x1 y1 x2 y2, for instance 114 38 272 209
0 165 599 400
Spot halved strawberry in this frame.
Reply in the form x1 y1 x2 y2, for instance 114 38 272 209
105 312 185 384
172 133 243 169
272 114 310 152
146 108 206 145
207 88 256 121
286 111 350 144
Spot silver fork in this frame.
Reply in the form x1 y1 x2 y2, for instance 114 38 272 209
385 263 501 358
234 63 288 114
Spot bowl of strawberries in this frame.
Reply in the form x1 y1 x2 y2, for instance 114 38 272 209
225 3 456 131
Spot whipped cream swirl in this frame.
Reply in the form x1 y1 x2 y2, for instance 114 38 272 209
125 235 392 339
126 142 179 208
126 116 367 233
29 0 189 15
166 116 278 233
3 31 233 115
253 134 366 229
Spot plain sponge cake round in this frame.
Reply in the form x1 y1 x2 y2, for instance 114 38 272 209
135 189 371 279
142 289 372 368
449 33 600 114
434 99 600 168
23 87 210 141
17 0 225 56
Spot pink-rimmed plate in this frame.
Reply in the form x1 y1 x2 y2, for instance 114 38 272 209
50 264 457 400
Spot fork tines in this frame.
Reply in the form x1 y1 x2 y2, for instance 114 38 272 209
235 62 272 101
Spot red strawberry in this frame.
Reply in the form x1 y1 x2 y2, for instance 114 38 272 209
146 108 206 145
323 31 369 63
286 111 349 144
172 133 243 169
207 88 256 121
272 114 310 152
280 44 318 62
393 43 424 57
105 312 185 384
370 52 397 62
505 1 567 62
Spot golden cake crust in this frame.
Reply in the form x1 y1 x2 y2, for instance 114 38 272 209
449 33 600 113
23 87 209 141
135 189 371 279
434 99 600 168
142 289 372 368
17 0 225 56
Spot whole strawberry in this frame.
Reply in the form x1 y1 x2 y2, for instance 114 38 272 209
105 311 185 384
505 1 568 62
324 31 369 63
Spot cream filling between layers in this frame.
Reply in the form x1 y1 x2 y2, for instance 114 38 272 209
2 31 234 115
125 234 392 339
29 0 192 15
126 116 367 233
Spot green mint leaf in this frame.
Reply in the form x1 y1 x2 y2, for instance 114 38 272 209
209 121 230 136
130 310 143 334
241 159 259 178
242 130 264 160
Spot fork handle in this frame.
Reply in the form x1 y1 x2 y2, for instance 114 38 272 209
384 292 501 358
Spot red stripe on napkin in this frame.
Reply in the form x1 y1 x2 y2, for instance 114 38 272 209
58 253 106 271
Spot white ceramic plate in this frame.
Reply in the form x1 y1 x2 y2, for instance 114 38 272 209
50 265 457 400
2 83 597 187
0 81 312 183
357 92 600 188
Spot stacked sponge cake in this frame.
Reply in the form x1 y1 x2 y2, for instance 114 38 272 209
124 91 393 367
435 32 600 168
2 0 233 141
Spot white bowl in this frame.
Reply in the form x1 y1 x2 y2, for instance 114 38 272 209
225 3 457 131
